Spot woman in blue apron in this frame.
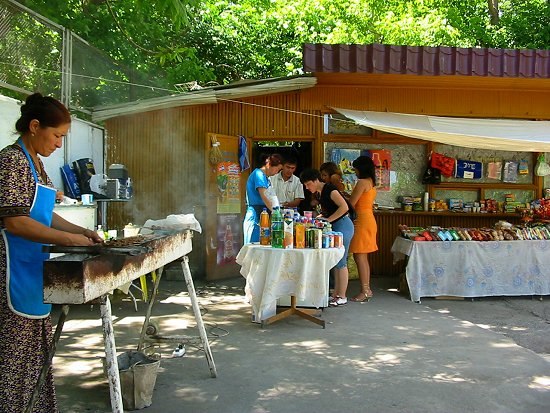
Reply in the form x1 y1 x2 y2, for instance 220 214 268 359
0 93 103 412
243 153 283 244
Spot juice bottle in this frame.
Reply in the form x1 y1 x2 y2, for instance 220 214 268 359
259 208 271 245
294 219 305 248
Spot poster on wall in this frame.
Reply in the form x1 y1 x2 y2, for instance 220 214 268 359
216 161 241 214
366 149 392 191
331 149 360 194
217 214 241 266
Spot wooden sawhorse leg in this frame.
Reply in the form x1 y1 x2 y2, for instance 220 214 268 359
25 305 70 413
181 256 217 378
100 295 124 413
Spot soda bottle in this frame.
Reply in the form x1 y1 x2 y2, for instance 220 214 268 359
259 208 271 245
271 206 284 248
223 224 235 261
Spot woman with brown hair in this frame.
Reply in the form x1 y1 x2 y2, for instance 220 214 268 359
320 161 345 192
348 155 378 301
243 153 283 244
0 93 103 411
300 168 354 306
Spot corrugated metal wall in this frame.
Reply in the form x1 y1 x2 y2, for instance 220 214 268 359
105 92 317 229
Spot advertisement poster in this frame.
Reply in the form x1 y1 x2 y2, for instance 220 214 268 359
366 149 392 191
216 161 241 214
331 149 361 194
216 214 241 266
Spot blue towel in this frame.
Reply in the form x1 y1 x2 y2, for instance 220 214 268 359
239 136 250 171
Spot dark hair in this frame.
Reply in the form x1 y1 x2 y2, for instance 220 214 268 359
352 155 376 180
284 154 298 166
320 161 342 177
300 168 321 184
265 153 283 167
15 93 71 134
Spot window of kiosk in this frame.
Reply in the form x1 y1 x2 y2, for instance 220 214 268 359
323 141 427 209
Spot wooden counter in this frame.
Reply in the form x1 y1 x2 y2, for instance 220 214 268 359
371 210 523 282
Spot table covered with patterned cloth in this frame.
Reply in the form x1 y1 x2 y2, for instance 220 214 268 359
391 237 550 302
237 244 344 320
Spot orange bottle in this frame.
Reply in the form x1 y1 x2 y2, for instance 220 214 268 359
295 220 305 249
259 208 271 245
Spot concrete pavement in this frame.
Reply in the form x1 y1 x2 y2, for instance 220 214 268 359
53 278 550 413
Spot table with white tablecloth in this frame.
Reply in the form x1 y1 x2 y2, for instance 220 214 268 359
391 237 550 302
236 244 344 327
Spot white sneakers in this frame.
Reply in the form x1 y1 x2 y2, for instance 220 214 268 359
172 344 186 357
329 297 348 306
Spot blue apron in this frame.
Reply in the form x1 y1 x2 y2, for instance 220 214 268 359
2 138 55 318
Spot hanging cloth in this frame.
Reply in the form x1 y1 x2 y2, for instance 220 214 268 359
238 136 250 171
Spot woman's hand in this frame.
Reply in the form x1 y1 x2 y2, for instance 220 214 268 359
83 229 104 244
64 233 98 246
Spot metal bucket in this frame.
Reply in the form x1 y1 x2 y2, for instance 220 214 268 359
117 351 160 410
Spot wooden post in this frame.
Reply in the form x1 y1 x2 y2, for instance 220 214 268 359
100 295 124 413
181 256 218 378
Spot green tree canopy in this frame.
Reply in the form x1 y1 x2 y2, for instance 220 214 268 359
14 0 550 100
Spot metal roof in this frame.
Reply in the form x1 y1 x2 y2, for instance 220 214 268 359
91 75 317 122
303 43 550 78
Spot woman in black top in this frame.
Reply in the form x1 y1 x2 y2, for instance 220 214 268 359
300 168 355 306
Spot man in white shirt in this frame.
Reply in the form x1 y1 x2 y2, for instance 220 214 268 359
269 155 305 209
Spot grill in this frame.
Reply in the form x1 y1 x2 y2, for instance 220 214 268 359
33 229 216 413
43 231 191 305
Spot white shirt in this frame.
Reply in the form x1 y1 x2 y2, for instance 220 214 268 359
269 172 305 204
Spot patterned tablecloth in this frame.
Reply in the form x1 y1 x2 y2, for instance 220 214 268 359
391 237 550 302
236 244 344 320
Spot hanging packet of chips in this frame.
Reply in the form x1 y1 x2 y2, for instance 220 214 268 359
502 161 519 183
518 159 529 175
486 161 502 180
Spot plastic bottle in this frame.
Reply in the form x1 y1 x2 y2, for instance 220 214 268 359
126 177 133 199
271 206 284 248
423 191 429 211
294 219 305 249
223 224 235 261
259 208 271 245
97 225 106 240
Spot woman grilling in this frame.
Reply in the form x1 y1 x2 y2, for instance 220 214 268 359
0 93 103 412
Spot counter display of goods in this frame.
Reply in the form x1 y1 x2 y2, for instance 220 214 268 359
263 207 344 250
398 222 550 242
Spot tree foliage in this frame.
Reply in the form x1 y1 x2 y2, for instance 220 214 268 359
11 0 550 102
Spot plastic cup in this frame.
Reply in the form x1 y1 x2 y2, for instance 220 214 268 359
81 194 94 205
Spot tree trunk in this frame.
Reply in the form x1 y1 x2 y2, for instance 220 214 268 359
488 0 500 25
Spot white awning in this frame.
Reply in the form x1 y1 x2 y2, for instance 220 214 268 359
334 108 550 152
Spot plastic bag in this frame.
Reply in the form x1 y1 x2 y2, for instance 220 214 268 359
535 154 550 176
430 152 455 177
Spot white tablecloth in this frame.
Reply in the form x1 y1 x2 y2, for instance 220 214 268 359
391 237 550 302
236 244 344 319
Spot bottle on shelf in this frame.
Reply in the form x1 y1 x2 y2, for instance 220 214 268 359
259 208 271 246
271 206 284 248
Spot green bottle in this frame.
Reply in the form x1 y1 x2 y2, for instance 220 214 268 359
271 206 284 248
